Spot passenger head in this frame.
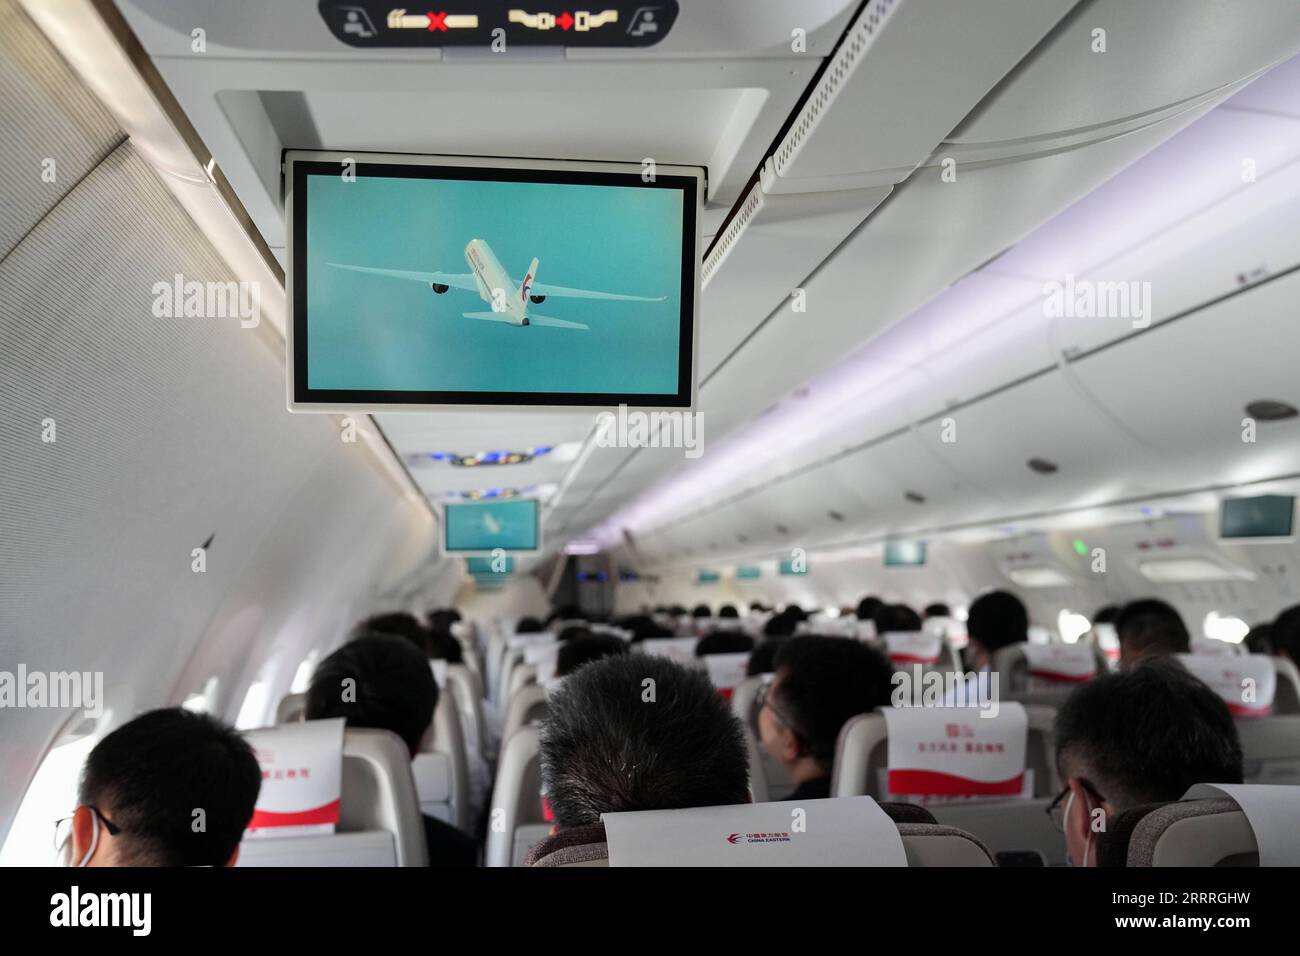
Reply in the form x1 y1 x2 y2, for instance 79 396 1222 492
718 604 740 619
1054 657 1243 867
692 604 712 619
1272 604 1300 664
540 655 749 827
1092 604 1120 626
965 590 1029 670
1115 598 1190 669
856 596 883 621
427 607 461 634
546 604 583 627
306 633 436 758
759 637 895 784
923 602 950 619
557 624 592 644
357 611 430 655
696 630 756 657
764 610 798 638
71 708 260 867
872 603 922 635
747 637 787 676
516 616 545 634
555 633 629 677
1244 622 1274 656
426 625 464 664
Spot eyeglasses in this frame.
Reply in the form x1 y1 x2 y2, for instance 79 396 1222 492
54 805 121 854
755 680 802 742
1045 782 1106 833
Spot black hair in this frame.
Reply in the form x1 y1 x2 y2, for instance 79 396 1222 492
546 604 584 626
539 655 749 827
556 634 629 677
966 590 1029 653
692 604 712 618
427 625 465 664
771 636 895 771
558 624 593 643
783 604 808 623
764 611 798 638
923 602 950 619
856 596 883 621
78 708 261 866
873 603 922 634
516 616 545 634
306 633 436 757
747 637 787 676
1115 598 1190 663
1092 604 1120 625
695 630 756 657
718 604 740 619
1054 657 1243 810
1244 622 1274 656
1271 604 1300 663
427 608 460 634
357 611 431 656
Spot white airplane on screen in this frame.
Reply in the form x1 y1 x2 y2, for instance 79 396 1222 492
328 238 666 331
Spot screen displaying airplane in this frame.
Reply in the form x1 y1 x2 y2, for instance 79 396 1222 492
289 153 700 408
444 498 540 553
328 237 666 331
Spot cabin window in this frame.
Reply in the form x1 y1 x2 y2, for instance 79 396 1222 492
235 680 270 730
180 675 220 714
1057 610 1091 644
1202 611 1249 645
0 712 109 866
289 649 321 695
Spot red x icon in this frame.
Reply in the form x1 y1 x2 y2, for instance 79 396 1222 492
426 11 447 31
557 11 574 30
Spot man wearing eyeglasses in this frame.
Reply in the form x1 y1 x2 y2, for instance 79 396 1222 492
757 636 894 801
56 708 261 867
1049 657 1243 866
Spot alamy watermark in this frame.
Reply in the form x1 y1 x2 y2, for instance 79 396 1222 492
595 404 704 459
891 665 1000 718
151 274 260 328
1043 274 1152 329
0 665 103 718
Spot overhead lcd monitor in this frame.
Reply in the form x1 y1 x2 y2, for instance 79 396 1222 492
1219 494 1296 542
779 559 808 576
696 570 720 584
884 540 927 567
286 150 702 410
444 498 540 554
736 565 761 580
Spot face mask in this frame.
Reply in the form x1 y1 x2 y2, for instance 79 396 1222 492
66 809 100 868
1063 789 1094 868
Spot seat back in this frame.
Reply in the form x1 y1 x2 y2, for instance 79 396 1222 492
484 723 545 867
501 683 548 746
1177 653 1277 717
239 727 427 867
1127 799 1258 866
1272 655 1300 715
992 642 1100 707
445 663 486 760
276 690 307 724
423 689 470 831
1236 715 1300 783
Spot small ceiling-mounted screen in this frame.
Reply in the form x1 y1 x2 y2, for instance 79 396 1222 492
444 498 540 554
884 540 927 567
1219 494 1296 542
286 150 701 410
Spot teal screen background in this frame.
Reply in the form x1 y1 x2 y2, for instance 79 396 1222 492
305 171 685 394
445 499 539 551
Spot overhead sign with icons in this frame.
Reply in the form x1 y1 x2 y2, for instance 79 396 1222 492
319 1 678 48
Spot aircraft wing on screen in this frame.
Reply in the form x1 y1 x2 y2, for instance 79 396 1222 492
529 281 666 302
326 262 479 292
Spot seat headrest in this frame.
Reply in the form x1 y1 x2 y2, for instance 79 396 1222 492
1176 654 1276 717
1182 783 1300 865
1127 798 1254 866
880 703 1030 801
244 717 346 838
601 797 908 867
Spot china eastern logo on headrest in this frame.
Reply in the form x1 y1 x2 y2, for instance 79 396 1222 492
726 831 791 845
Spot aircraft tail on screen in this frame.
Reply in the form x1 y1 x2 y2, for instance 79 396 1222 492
521 257 539 304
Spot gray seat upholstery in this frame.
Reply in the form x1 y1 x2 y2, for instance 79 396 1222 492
484 723 545 867
501 682 548 747
1237 715 1300 783
1273 655 1300 715
1127 799 1258 866
276 690 307 724
731 674 794 802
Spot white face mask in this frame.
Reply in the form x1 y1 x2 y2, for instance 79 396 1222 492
1063 790 1094 868
65 809 101 868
